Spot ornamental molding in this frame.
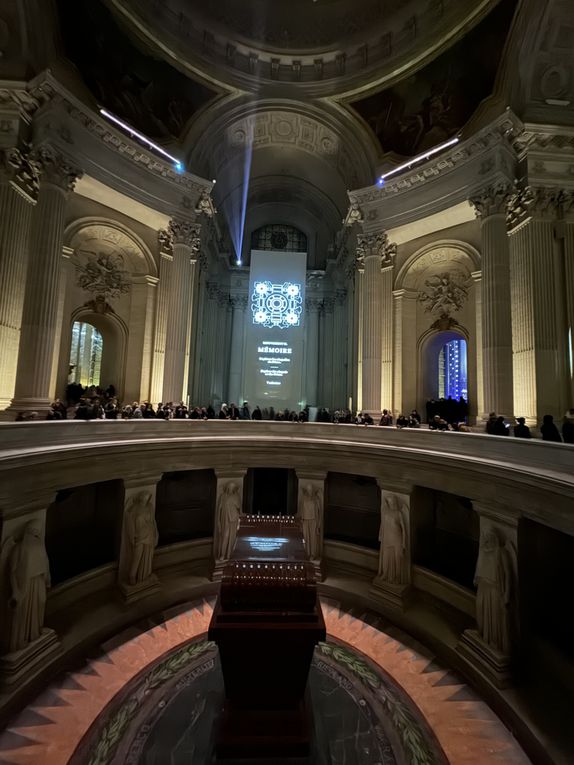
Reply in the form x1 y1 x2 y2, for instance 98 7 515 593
418 272 469 315
194 190 217 217
230 295 248 310
507 184 568 230
168 219 201 251
33 145 83 191
0 145 40 200
343 196 364 226
158 229 173 256
0 77 213 200
74 252 131 305
356 232 397 269
469 181 512 219
351 113 522 206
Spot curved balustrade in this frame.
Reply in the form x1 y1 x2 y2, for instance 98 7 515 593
0 421 572 764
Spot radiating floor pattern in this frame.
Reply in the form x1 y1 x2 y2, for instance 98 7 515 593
0 598 531 765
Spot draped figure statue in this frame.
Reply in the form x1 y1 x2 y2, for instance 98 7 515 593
378 493 407 585
474 529 516 655
124 492 158 586
300 484 322 560
2 522 51 653
216 482 242 561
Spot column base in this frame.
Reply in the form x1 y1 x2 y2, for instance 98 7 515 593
119 575 160 604
369 577 411 613
6 397 52 419
0 629 61 687
212 560 226 582
457 628 513 689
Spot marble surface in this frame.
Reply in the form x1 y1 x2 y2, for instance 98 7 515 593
81 639 444 765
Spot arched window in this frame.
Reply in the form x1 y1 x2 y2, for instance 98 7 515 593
69 321 103 387
251 224 308 253
438 338 467 400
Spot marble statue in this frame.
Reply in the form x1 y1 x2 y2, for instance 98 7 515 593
300 484 322 560
2 522 51 653
378 493 407 585
216 482 242 561
474 530 516 655
124 492 158 585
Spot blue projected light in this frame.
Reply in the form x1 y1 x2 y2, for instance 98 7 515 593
244 537 289 552
251 281 303 329
442 339 468 400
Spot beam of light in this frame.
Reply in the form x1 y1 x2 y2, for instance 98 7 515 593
377 136 460 185
99 108 185 171
227 122 254 267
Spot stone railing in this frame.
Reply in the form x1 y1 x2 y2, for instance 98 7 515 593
0 421 572 760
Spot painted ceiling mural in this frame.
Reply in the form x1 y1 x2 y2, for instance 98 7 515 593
351 0 518 158
57 0 219 140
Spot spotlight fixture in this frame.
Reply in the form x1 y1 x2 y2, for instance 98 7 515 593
99 108 185 172
377 136 460 185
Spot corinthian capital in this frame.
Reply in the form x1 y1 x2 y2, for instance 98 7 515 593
507 184 564 229
469 182 512 219
168 219 201 252
0 146 40 199
356 232 397 269
33 145 83 191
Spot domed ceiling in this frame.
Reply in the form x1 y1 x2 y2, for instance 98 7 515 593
103 0 506 98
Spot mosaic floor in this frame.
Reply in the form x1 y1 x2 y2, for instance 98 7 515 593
0 599 531 765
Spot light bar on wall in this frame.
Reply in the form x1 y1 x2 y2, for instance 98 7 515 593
99 108 185 173
377 136 460 186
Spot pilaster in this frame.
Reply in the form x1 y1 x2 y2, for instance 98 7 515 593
508 186 569 423
357 232 396 416
469 183 514 421
228 295 248 406
304 298 321 408
162 219 200 404
0 148 37 410
150 233 173 404
9 146 82 415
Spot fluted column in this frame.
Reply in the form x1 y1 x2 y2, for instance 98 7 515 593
357 232 396 416
10 147 82 415
0 149 36 410
333 289 347 408
228 295 248 406
305 298 321 407
162 219 200 404
392 289 417 417
565 212 574 406
150 232 173 404
320 297 335 408
381 262 394 412
471 272 484 422
508 187 567 422
470 184 514 420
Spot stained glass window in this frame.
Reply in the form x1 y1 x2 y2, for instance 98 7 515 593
251 224 308 252
69 322 103 387
438 338 467 400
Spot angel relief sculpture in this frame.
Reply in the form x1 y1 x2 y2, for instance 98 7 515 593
75 252 131 302
418 272 468 315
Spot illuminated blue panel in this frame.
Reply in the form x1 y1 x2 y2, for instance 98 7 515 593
251 281 303 329
442 339 468 400
244 536 289 552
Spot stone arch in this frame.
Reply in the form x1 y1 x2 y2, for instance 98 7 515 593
417 325 474 423
395 240 480 292
67 306 129 398
64 218 158 278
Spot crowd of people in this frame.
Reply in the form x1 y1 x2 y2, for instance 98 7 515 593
12 382 574 444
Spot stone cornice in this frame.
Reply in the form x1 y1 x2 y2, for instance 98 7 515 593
351 111 522 207
0 73 213 209
507 184 573 230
